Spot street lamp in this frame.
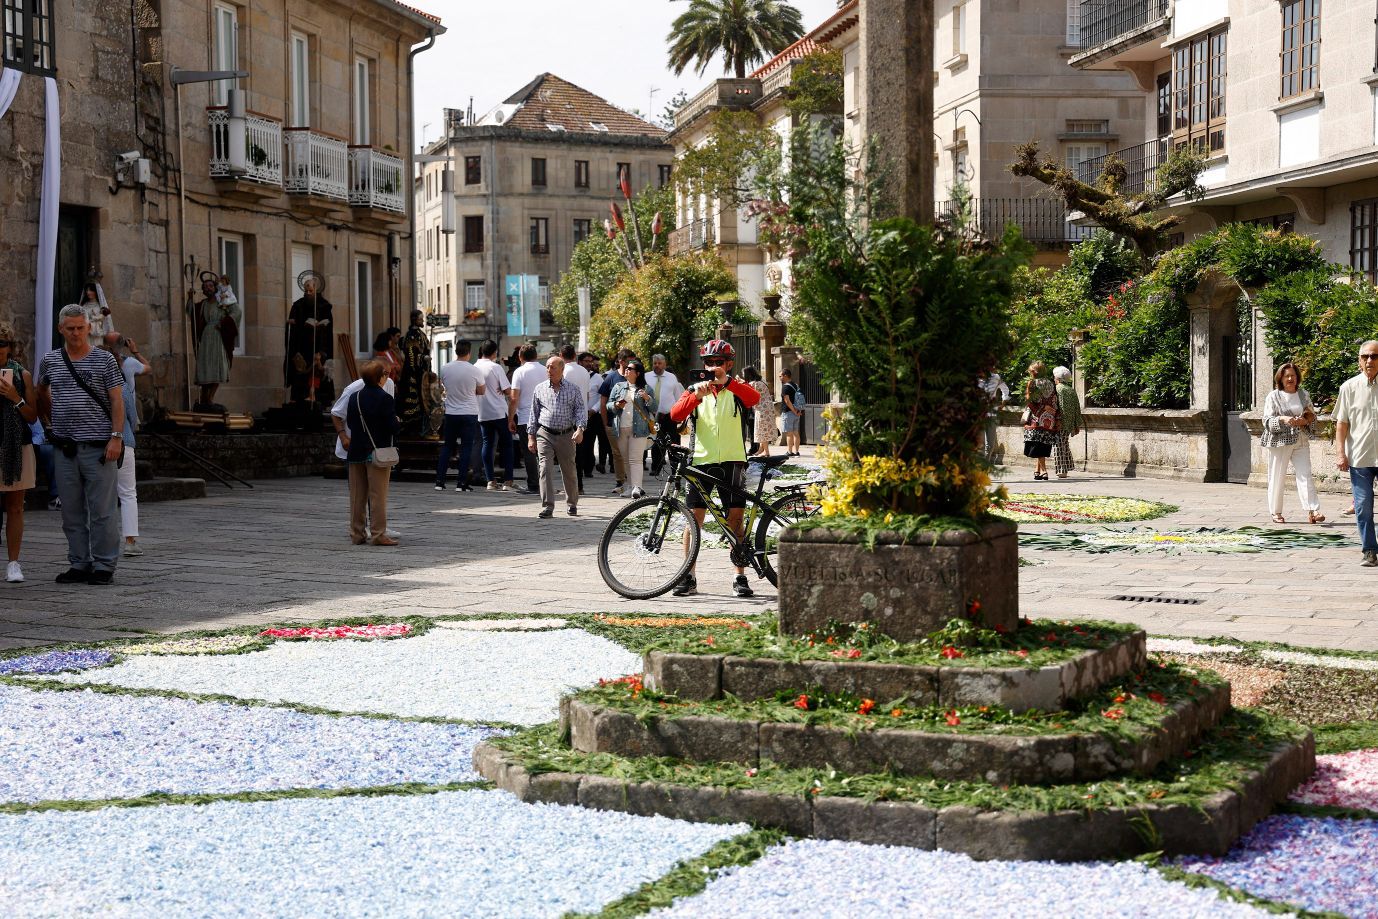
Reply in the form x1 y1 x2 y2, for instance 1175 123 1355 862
170 66 249 410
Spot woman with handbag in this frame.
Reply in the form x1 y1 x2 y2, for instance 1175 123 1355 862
344 360 401 546
1262 362 1323 524
1022 361 1060 481
607 360 656 499
0 324 39 583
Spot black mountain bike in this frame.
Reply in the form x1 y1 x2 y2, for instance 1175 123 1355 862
597 436 821 599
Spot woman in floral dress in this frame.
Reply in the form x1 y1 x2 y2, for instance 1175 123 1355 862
743 366 777 457
1022 362 1060 481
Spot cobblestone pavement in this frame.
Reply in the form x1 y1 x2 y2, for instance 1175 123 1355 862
2 465 1375 652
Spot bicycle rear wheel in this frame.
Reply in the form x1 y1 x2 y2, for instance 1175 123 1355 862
754 491 816 587
598 496 701 599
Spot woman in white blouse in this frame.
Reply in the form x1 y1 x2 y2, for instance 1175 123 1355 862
1261 362 1323 524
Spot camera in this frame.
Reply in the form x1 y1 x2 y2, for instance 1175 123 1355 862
692 369 713 384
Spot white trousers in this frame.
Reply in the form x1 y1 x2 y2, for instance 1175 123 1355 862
1266 440 1318 516
117 446 138 538
617 430 648 489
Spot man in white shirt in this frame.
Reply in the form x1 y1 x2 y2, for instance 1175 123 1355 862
474 339 514 490
435 340 486 492
645 353 685 476
507 343 545 494
1336 340 1378 565
558 345 590 494
581 352 607 477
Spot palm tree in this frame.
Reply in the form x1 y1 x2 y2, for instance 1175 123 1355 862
667 0 807 79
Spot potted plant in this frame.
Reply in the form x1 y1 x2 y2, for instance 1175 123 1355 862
760 287 783 319
249 144 269 167
770 132 1030 641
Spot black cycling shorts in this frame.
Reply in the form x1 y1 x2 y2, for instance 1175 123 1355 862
686 461 747 510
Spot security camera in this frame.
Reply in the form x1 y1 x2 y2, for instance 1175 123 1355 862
116 151 141 163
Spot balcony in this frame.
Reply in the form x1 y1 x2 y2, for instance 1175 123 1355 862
284 128 348 201
348 146 405 214
668 218 715 255
672 79 762 132
1075 137 1170 197
1071 0 1171 69
207 107 283 188
934 198 1095 244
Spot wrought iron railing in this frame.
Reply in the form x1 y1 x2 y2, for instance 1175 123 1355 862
207 107 283 186
934 198 1095 243
1078 0 1170 50
668 218 715 255
347 147 405 212
284 128 348 200
1074 137 1169 196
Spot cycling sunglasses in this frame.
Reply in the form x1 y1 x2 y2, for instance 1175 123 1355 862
702 358 726 367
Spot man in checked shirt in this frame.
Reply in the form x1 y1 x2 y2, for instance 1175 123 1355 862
527 355 586 519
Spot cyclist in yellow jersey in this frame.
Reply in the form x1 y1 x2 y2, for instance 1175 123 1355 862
668 339 761 597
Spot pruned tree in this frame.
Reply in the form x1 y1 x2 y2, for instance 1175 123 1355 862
1009 141 1207 258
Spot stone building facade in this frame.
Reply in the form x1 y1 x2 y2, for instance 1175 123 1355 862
0 0 441 416
415 74 673 363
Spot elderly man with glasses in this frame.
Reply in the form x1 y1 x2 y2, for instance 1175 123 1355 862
1335 340 1378 566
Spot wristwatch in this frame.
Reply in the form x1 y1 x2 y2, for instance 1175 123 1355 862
15 399 25 409
110 432 123 439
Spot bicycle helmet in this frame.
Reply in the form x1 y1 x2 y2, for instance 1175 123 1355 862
700 339 735 359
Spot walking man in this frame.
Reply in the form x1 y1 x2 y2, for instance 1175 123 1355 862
474 340 513 490
528 355 586 519
508 344 544 494
36 305 125 585
559 344 590 494
435 340 485 492
645 353 685 476
1335 340 1378 565
581 352 608 475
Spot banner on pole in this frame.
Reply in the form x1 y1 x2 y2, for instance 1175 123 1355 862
577 286 591 351
504 275 524 337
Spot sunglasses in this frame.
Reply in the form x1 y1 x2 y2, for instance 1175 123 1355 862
703 358 726 367
1363 354 1378 360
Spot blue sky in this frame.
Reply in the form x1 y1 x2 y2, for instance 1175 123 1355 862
411 0 843 147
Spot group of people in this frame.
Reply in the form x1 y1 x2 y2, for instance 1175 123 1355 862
978 363 1084 479
0 306 147 585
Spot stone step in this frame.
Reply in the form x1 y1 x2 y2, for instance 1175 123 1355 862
23 476 206 511
644 630 1146 713
562 680 1229 786
473 726 1316 861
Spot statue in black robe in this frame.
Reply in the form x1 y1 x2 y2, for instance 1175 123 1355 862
284 278 335 406
398 309 431 437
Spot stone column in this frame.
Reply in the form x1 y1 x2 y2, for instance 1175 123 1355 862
1185 270 1238 481
772 345 802 383
759 313 785 383
860 0 935 222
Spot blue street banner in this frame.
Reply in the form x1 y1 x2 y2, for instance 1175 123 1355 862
505 275 524 337
522 275 541 336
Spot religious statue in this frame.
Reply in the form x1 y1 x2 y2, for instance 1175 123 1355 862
397 309 431 437
189 272 241 411
77 282 115 350
283 273 334 409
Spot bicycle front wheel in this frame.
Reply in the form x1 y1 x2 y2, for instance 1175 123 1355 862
598 496 701 599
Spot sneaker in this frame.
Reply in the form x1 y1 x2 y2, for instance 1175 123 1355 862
122 542 144 557
55 568 90 584
455 484 472 492
1364 552 1377 568
631 487 645 499
733 574 755 598
567 506 578 516
504 481 518 491
671 573 697 597
5 561 22 583
486 481 501 491
538 505 554 519
47 497 62 511
611 485 624 497
434 484 446 492
88 570 114 586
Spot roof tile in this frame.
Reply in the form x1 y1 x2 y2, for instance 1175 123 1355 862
503 74 665 138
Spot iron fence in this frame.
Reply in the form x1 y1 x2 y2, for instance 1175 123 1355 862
1074 137 1169 196
1078 0 1170 50
934 198 1095 244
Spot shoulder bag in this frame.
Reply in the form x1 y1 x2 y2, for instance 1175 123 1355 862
354 391 399 468
59 348 124 467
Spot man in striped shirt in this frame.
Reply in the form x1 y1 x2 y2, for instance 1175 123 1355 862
527 356 586 519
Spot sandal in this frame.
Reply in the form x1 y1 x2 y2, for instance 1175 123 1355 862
1309 511 1326 524
1271 513 1286 524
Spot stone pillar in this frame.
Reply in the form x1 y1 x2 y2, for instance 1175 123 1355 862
773 345 802 383
759 314 785 383
1067 329 1088 406
860 0 935 222
1185 270 1239 481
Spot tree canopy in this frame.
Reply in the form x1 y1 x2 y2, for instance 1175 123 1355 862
667 0 806 79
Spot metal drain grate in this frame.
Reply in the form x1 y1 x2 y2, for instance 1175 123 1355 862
1110 595 1204 605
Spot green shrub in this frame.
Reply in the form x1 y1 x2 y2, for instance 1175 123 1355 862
588 253 736 371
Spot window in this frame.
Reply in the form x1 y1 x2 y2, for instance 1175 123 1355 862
1065 120 1109 135
218 234 246 355
212 4 239 106
1280 0 1320 100
463 215 484 253
530 217 549 255
1172 28 1227 154
354 258 373 357
2 0 55 75
465 156 481 185
1156 72 1171 138
573 218 592 246
289 32 310 127
465 281 485 315
1352 199 1378 283
531 158 547 187
1065 143 1107 170
1065 0 1080 46
445 283 451 308
658 164 672 188
353 57 371 145
952 3 968 56
574 160 590 188
952 147 970 185
539 280 550 310
615 163 631 189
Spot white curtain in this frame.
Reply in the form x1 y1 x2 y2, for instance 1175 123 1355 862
0 66 61 361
